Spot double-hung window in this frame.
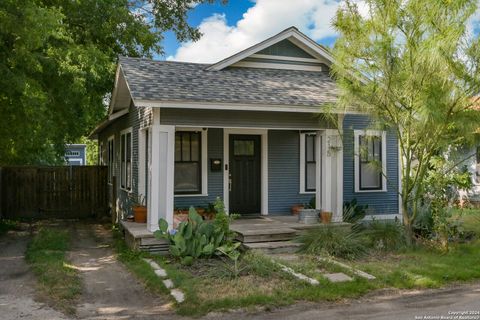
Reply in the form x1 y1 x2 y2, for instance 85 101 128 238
300 133 318 193
107 136 114 184
475 146 480 184
175 131 202 194
120 129 132 190
354 130 387 192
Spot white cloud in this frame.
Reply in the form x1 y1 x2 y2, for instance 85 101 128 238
170 0 342 63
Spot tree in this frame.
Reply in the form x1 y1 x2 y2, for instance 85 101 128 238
332 0 480 243
0 0 222 165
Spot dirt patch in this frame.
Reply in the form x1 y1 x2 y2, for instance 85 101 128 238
67 222 179 319
0 232 69 320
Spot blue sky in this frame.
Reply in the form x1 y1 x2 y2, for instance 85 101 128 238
161 0 343 63
161 0 480 64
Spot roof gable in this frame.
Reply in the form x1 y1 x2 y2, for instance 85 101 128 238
256 39 315 58
207 27 334 71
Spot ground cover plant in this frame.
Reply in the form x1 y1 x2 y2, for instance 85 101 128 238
25 227 81 315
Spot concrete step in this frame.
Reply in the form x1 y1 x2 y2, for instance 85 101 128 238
244 241 302 254
140 237 169 246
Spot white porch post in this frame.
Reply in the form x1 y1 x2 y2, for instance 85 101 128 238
335 115 344 222
320 131 332 213
315 131 322 210
147 109 175 232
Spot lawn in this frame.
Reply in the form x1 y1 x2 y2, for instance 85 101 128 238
25 227 81 315
114 208 480 317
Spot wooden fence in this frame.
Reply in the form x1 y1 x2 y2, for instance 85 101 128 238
0 166 108 219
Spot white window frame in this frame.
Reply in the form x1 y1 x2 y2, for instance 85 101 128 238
120 128 133 192
107 135 115 184
174 127 208 197
354 130 387 193
300 132 318 194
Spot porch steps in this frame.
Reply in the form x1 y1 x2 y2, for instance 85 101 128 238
236 228 297 243
244 241 302 254
121 221 169 255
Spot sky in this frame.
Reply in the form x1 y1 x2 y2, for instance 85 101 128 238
160 0 480 64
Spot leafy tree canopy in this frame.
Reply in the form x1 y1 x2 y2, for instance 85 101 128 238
332 0 480 243
0 0 221 165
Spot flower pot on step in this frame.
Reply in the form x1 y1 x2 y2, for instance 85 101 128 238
133 205 147 223
291 204 305 215
320 211 332 224
298 208 319 224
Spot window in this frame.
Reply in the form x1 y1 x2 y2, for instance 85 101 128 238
175 131 201 194
107 136 114 183
300 133 318 193
120 130 132 190
354 130 387 192
98 142 104 165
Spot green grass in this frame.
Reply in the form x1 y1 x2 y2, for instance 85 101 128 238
112 210 480 317
0 219 19 236
25 228 81 315
112 230 170 296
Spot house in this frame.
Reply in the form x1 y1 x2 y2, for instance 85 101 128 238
64 144 87 166
90 27 401 232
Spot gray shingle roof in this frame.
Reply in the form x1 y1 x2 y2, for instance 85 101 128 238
119 56 338 107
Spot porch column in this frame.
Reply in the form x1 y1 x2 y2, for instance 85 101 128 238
315 131 322 211
147 109 175 232
321 128 344 222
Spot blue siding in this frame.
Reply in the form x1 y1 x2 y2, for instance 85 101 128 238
268 130 313 214
174 128 224 209
343 115 399 215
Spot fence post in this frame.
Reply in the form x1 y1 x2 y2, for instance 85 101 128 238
111 176 117 225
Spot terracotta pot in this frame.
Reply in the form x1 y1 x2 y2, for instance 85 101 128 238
320 211 332 224
133 205 147 223
196 208 206 215
291 204 305 215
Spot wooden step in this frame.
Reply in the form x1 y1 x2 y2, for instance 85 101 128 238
244 241 302 254
235 227 297 243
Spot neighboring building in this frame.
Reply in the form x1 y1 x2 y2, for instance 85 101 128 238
65 144 87 166
90 27 400 231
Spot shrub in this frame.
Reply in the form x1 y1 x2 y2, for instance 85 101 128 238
362 219 405 251
155 207 224 265
343 199 368 223
298 225 367 260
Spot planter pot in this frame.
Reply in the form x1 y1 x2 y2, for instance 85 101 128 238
298 208 319 224
291 204 305 215
320 211 332 224
133 205 147 223
173 213 188 228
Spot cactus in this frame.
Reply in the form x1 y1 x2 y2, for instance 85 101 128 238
154 205 227 263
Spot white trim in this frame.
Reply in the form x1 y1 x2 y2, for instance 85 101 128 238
321 131 332 211
315 131 323 210
354 130 387 193
231 61 323 72
134 100 364 115
119 127 133 192
67 158 83 165
138 128 148 198
251 53 321 63
173 127 208 197
109 108 129 120
363 214 402 221
299 132 320 194
336 115 345 222
223 128 268 215
207 27 333 71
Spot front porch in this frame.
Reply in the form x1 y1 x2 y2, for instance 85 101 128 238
121 216 350 254
143 108 345 233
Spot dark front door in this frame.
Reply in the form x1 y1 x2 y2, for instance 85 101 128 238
229 135 261 215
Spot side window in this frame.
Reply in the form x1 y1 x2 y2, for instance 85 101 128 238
355 130 386 192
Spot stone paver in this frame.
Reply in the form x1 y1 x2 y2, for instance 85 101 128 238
323 272 353 283
170 289 185 303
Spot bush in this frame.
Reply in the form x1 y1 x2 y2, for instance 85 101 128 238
343 199 368 223
362 219 405 250
298 225 367 260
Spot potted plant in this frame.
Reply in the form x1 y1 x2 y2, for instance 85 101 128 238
129 194 147 223
298 198 319 224
320 211 333 224
291 204 304 215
